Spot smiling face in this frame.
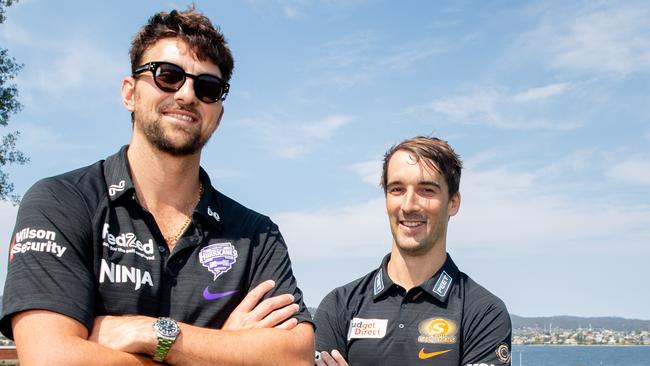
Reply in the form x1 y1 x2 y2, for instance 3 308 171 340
385 149 460 256
122 38 224 156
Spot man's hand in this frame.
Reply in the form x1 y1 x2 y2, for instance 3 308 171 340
90 279 300 357
90 315 156 355
315 350 349 366
223 279 300 331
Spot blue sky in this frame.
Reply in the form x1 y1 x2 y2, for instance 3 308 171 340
1 0 649 320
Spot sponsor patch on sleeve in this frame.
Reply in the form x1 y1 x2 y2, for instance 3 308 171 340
347 318 388 340
495 342 511 363
10 227 67 261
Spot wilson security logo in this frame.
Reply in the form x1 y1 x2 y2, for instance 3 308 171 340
418 318 458 344
10 227 67 261
99 259 153 290
102 223 155 260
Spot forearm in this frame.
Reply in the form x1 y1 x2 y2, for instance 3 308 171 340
166 322 314 366
13 311 159 366
18 335 158 366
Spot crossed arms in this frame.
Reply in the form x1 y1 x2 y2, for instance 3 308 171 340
12 280 314 366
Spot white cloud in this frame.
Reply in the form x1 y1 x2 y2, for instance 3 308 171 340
416 86 582 130
520 2 650 75
11 122 96 153
347 159 382 186
453 167 650 248
25 41 122 96
512 82 572 102
274 198 390 261
308 32 448 87
302 115 353 140
606 158 650 185
279 151 650 260
238 114 354 159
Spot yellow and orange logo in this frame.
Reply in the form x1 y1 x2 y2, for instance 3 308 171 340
418 318 457 344
418 348 452 359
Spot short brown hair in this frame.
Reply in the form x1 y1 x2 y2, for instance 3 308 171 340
381 136 462 197
129 5 234 81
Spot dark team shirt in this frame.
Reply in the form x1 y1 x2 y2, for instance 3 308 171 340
0 146 311 338
314 253 511 366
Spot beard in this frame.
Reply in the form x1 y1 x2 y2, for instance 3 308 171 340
135 103 212 156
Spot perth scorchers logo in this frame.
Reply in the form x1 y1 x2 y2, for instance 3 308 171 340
418 318 458 344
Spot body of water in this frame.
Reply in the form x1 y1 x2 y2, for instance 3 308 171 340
512 345 650 366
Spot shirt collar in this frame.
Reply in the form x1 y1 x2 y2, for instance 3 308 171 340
371 252 460 303
102 146 223 231
194 168 223 231
372 253 395 300
420 253 460 303
103 145 136 202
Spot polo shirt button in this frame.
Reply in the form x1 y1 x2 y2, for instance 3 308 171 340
401 304 406 309
158 246 166 252
398 324 404 329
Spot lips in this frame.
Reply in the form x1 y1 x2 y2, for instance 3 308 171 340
165 112 195 123
159 103 200 124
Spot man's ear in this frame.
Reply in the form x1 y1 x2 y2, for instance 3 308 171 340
121 77 136 112
448 192 461 217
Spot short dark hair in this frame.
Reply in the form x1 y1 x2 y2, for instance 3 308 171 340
381 136 462 197
129 5 234 81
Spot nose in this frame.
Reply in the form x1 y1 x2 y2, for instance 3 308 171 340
401 189 421 213
174 77 198 104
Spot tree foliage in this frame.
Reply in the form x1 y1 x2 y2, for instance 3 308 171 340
1 0 28 203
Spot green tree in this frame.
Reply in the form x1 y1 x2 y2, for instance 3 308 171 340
1 0 28 204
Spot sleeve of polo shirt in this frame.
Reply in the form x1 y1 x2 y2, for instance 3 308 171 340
250 219 312 325
461 296 512 365
314 289 349 359
0 178 96 339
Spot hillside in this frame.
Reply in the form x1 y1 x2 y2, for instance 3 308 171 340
511 314 650 331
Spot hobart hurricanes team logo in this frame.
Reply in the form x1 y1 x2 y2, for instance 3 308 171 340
199 242 238 280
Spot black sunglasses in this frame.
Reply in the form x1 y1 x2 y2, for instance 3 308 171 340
133 61 230 103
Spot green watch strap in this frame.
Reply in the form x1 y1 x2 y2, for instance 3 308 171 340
153 337 174 362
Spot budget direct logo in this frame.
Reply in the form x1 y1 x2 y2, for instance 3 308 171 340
418 318 458 344
347 318 388 340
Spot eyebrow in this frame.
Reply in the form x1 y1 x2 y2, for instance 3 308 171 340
386 180 441 189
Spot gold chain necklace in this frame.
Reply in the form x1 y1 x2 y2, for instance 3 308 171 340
164 182 204 246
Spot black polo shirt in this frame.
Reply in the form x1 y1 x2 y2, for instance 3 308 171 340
0 146 311 338
314 254 511 366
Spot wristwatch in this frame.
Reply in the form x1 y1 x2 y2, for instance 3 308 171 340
152 317 180 363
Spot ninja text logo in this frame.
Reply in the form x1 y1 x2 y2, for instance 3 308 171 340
99 259 153 290
418 318 458 344
10 227 67 261
102 223 155 260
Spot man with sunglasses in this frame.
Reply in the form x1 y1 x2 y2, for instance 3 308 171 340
0 6 313 366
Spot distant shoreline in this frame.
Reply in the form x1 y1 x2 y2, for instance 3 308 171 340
514 344 650 347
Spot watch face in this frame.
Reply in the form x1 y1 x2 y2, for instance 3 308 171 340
156 318 180 337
